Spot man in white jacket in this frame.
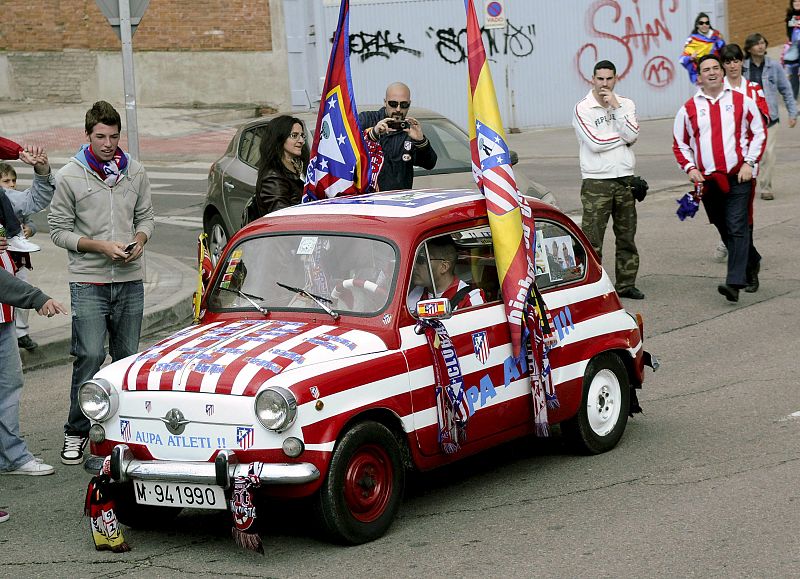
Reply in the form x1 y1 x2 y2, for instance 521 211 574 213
573 60 643 299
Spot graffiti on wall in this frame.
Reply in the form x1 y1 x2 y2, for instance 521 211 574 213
427 21 537 64
576 0 679 88
337 20 537 65
348 30 423 62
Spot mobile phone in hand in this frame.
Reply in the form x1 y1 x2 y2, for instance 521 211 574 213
124 241 138 254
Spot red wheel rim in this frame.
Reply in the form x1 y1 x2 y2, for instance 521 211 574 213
342 443 393 523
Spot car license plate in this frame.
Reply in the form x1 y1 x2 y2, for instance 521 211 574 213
134 481 226 510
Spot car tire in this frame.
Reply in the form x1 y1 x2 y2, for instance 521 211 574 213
562 352 630 455
109 482 183 528
206 213 229 267
314 421 405 544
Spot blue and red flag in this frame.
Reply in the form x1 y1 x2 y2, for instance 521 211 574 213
303 0 371 202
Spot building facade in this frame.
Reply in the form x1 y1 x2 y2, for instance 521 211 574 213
0 0 790 128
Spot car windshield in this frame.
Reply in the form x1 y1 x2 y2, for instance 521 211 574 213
208 234 397 315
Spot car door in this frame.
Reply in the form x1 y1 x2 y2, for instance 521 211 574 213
403 225 532 457
220 124 263 233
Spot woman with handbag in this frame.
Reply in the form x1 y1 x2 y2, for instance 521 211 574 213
241 115 309 227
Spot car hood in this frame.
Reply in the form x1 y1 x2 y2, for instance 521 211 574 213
120 319 388 395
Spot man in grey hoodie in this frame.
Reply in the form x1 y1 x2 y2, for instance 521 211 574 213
0 255 67 525
48 101 155 466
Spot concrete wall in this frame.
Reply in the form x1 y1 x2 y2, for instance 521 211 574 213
0 0 289 109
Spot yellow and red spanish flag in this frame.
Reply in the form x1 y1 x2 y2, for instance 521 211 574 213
464 0 535 358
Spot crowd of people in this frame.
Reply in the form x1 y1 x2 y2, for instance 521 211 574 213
573 8 797 305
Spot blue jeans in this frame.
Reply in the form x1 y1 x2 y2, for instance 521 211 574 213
0 321 35 472
65 281 144 435
786 62 799 101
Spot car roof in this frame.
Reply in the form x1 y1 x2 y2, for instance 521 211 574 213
239 188 559 236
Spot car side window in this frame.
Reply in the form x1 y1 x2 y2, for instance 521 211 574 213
533 220 587 290
238 126 265 168
407 227 498 315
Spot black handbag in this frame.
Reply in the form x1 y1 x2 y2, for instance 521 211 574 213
623 175 649 202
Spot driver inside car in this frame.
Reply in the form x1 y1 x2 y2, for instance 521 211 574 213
407 236 485 312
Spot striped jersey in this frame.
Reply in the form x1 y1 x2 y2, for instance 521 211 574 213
724 77 770 122
672 87 767 176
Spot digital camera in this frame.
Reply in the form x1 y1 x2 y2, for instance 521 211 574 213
387 119 410 130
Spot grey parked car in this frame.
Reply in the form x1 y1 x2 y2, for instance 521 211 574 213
204 108 558 264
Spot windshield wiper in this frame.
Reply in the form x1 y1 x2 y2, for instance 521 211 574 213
219 286 269 316
276 281 339 320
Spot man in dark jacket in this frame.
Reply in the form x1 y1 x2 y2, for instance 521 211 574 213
0 255 66 494
358 82 437 191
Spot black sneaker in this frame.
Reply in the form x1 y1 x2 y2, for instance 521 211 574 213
61 434 88 465
717 284 739 302
17 335 38 351
618 287 645 299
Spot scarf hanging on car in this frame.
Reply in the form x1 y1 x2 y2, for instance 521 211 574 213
84 144 129 186
84 457 131 552
230 463 264 554
522 282 557 437
417 319 469 453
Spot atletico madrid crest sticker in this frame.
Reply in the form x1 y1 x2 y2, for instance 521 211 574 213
472 331 489 365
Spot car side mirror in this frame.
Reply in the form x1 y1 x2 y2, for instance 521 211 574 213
509 150 519 166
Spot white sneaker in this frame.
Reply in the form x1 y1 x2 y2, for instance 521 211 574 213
0 510 9 523
713 241 728 263
1 458 54 476
8 234 40 253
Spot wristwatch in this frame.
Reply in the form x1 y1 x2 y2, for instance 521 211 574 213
745 160 755 167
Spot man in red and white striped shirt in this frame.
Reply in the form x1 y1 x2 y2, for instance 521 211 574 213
673 54 767 303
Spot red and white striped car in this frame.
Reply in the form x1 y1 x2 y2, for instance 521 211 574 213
80 188 656 544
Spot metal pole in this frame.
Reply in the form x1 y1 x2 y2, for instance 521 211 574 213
118 0 140 159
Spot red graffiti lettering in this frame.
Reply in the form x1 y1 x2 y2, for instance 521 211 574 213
576 0 679 85
643 56 674 87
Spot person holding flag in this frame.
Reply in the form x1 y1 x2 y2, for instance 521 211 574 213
463 0 555 435
303 0 373 203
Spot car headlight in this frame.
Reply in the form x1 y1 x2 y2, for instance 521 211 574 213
255 386 297 431
78 378 118 422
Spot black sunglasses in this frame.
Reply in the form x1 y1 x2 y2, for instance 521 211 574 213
697 20 710 25
387 100 411 109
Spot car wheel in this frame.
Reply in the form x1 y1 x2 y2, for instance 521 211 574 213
108 482 183 528
562 352 630 455
315 421 405 544
206 213 229 267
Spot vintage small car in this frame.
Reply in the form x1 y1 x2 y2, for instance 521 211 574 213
80 188 656 544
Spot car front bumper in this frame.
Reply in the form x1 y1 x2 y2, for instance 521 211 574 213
85 444 320 489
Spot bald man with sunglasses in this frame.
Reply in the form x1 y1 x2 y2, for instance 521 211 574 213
359 82 437 192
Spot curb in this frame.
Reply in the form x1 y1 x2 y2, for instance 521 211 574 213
19 251 197 372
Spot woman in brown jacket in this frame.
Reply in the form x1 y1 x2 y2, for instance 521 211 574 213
245 115 309 224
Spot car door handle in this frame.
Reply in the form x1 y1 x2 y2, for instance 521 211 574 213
223 181 234 190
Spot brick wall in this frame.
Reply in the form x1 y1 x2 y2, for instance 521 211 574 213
0 0 272 51
727 0 789 47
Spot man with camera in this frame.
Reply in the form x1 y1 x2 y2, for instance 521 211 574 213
358 82 437 192
573 60 644 299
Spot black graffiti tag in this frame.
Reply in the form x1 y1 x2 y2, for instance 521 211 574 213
426 20 536 65
346 30 422 61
